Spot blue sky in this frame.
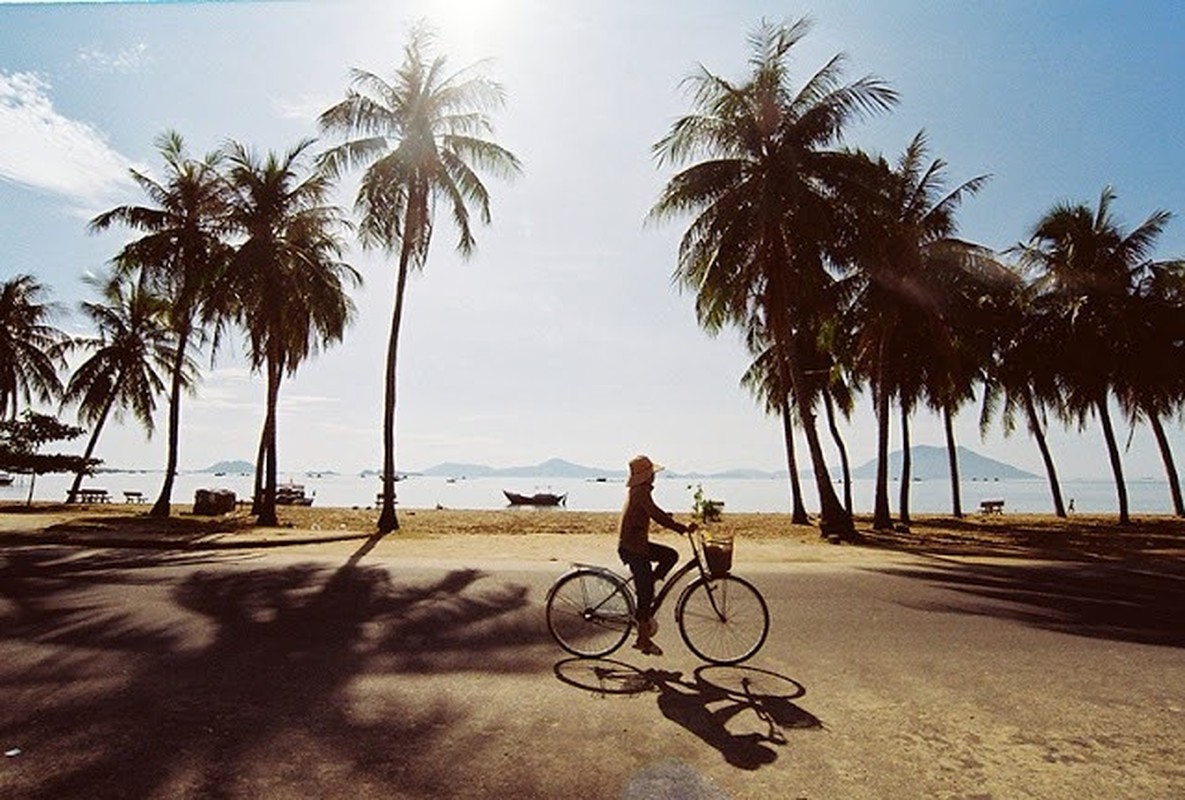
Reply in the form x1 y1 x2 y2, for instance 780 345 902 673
1 1 1183 487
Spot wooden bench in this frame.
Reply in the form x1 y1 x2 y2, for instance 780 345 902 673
74 488 110 504
123 490 146 504
979 499 1005 514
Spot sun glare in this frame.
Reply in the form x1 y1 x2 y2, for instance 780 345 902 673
422 0 527 56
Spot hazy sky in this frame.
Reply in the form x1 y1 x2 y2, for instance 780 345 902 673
2 0 1183 483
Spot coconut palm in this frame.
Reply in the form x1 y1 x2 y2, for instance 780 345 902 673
1116 258 1185 516
62 272 176 502
0 274 68 419
739 329 810 523
222 138 360 526
838 133 989 528
318 25 521 533
650 18 896 541
979 271 1070 517
89 131 232 518
1018 186 1173 525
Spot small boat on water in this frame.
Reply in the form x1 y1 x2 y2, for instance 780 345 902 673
276 482 314 506
503 490 567 507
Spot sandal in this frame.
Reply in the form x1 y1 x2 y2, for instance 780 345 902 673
632 640 664 656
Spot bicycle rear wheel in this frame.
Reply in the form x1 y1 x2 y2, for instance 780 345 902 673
546 569 635 658
676 575 769 665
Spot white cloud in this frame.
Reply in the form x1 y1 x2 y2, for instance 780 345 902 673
271 92 333 122
75 43 152 74
0 71 135 207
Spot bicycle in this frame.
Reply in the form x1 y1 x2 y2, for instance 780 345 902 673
544 528 770 665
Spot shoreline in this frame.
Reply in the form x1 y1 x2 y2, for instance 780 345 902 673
1 502 1182 565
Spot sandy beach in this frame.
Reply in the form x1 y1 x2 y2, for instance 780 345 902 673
2 502 1182 567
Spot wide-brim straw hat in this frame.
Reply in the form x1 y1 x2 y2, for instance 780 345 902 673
627 455 664 487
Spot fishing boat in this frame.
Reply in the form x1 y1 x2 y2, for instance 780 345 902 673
503 490 567 507
276 481 314 506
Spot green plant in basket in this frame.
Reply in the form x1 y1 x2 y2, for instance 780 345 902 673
689 484 732 575
689 483 724 524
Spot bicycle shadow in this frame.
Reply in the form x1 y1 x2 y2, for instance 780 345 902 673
553 658 822 770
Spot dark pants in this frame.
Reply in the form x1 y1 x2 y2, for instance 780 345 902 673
619 542 679 623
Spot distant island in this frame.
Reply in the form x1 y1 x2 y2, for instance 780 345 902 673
186 447 1036 481
416 447 1036 481
200 460 254 474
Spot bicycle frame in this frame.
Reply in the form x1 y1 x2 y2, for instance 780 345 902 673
564 529 725 622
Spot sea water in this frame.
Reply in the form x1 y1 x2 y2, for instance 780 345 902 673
2 471 1178 516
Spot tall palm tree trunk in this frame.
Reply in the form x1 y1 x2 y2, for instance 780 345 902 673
1144 406 1184 517
1095 392 1130 525
898 402 912 525
68 388 118 503
151 328 190 518
1023 387 1066 517
784 351 854 540
873 356 893 529
943 405 963 517
256 355 281 527
251 423 266 515
778 395 809 524
823 388 853 514
378 231 417 534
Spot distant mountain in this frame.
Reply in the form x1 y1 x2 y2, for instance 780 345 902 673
422 458 617 479
851 445 1037 481
201 460 254 474
417 447 1033 482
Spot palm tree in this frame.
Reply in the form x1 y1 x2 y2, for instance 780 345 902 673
222 138 360 527
0 274 68 419
739 331 810 523
90 131 231 518
650 18 896 541
838 133 989 528
979 271 1069 517
1018 186 1173 525
62 272 175 502
318 25 521 533
1117 258 1185 516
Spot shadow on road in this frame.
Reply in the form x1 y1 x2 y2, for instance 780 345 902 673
875 558 1185 647
554 658 821 770
0 544 553 798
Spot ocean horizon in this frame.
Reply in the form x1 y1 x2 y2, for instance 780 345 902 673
3 470 1177 517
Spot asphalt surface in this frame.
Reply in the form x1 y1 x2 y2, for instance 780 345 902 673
1 534 1183 799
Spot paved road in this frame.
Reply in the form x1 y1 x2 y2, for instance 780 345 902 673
1 541 1182 799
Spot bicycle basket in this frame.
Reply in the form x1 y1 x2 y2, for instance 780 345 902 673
701 529 734 577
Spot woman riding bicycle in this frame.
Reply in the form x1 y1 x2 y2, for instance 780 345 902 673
619 455 697 656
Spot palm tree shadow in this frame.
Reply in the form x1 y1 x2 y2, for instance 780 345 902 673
553 659 821 770
874 559 1185 647
0 546 552 799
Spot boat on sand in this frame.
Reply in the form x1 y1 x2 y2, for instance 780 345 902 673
503 490 566 507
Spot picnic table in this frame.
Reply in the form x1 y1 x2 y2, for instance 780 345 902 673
74 488 110 503
123 490 146 504
979 499 1005 514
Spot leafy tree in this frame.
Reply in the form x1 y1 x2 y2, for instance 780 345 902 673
0 274 68 419
89 131 231 518
222 138 360 526
651 18 896 541
739 332 810 523
0 411 99 505
62 272 176 503
318 24 521 532
838 134 988 528
1019 187 1171 525
979 273 1069 517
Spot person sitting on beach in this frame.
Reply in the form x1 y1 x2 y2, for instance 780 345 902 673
619 454 697 656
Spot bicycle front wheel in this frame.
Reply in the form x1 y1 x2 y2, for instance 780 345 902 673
676 575 769 665
546 569 635 658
